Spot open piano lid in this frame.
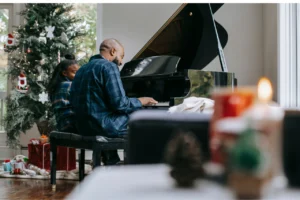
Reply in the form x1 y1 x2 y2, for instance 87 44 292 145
121 3 228 77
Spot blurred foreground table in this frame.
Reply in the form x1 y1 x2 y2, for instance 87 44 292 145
66 164 300 200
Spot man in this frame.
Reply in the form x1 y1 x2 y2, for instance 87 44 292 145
70 38 157 164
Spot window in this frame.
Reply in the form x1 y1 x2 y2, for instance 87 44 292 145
71 4 97 63
0 6 11 132
0 4 14 159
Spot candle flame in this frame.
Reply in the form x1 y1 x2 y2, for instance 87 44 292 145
257 77 273 102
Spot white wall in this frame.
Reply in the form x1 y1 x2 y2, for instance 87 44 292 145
263 4 278 101
102 4 181 65
102 4 266 86
205 4 264 86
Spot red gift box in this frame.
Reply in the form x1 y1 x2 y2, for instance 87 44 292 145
28 143 76 171
28 143 51 170
56 146 76 171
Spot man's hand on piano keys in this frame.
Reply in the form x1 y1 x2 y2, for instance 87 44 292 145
138 97 158 106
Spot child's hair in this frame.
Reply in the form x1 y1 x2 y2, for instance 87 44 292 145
47 54 77 101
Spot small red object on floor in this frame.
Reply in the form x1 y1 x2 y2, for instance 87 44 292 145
28 143 76 171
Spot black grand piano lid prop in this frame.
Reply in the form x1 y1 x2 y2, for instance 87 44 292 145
121 3 236 106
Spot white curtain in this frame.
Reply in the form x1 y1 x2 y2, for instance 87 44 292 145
278 3 300 108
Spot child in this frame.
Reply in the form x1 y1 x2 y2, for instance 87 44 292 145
48 54 79 133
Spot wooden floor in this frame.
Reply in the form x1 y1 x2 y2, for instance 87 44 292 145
0 178 78 199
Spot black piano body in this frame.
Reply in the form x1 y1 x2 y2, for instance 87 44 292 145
120 3 237 108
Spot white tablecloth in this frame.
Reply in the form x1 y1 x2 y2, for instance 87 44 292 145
66 164 300 200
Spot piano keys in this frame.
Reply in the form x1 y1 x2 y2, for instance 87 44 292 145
121 3 237 108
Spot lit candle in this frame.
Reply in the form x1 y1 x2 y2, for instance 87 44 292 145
257 77 273 104
244 77 284 177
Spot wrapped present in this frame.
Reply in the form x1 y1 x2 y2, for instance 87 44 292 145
12 161 26 175
56 147 76 171
28 143 50 171
2 159 11 172
28 143 76 171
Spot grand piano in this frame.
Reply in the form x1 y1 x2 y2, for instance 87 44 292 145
121 3 236 108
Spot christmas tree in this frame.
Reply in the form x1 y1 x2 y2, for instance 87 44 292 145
4 4 86 148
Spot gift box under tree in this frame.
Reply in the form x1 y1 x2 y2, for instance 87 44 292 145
28 143 76 171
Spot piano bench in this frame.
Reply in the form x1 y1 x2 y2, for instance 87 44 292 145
49 131 127 188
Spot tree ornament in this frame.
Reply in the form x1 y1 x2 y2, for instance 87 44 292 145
6 33 15 46
37 66 44 81
60 32 68 44
45 26 55 39
17 73 29 93
40 59 45 65
39 92 49 104
34 20 39 28
58 50 60 63
27 47 31 53
53 8 60 17
164 131 204 188
38 32 47 44
18 73 27 88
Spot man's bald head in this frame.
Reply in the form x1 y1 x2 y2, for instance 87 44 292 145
99 38 123 52
99 38 124 67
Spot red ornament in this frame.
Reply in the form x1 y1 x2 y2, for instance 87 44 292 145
6 33 15 46
27 48 31 53
17 73 29 93
18 73 26 87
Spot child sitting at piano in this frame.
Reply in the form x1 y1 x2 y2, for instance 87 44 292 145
47 54 79 133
